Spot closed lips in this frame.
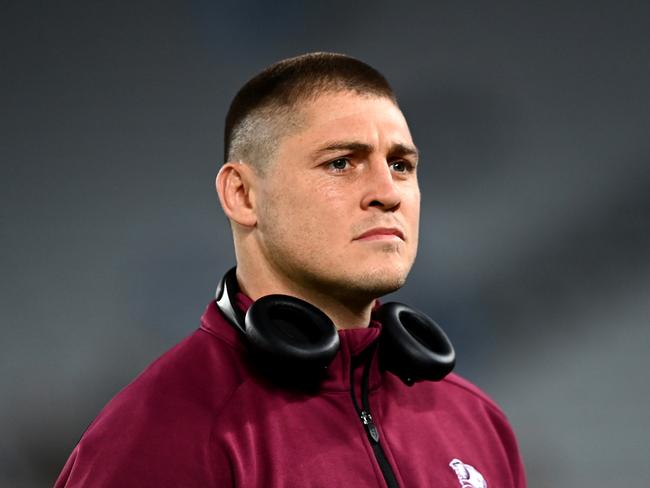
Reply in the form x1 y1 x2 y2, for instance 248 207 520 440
354 228 404 240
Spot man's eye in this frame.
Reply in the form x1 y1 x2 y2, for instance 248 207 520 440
390 160 411 173
329 158 350 171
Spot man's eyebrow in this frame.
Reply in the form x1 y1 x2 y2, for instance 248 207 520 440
311 141 419 159
389 142 419 159
311 141 374 157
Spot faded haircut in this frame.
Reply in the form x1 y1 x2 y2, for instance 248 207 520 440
223 52 397 173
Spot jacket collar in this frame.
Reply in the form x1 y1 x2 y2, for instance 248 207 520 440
199 295 384 392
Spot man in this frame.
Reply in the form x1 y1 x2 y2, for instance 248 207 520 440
55 52 526 487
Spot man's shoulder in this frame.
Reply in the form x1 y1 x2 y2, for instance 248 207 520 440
55 322 242 487
55 307 247 487
79 301 250 443
406 371 516 428
440 373 506 412
429 372 521 454
98 323 246 424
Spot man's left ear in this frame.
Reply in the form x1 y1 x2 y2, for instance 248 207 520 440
215 162 258 227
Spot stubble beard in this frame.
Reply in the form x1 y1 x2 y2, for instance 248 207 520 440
256 201 416 305
261 235 413 305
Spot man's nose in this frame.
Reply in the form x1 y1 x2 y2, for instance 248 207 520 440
360 160 401 211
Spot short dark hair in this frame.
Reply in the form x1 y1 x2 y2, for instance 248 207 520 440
223 52 397 170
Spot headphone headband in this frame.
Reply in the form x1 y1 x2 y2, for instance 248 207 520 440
215 267 246 335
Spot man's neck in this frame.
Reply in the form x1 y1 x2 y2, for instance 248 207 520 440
236 263 375 330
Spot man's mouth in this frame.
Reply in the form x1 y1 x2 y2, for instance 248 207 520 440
354 227 405 241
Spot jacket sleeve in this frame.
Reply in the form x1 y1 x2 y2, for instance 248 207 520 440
53 327 248 487
53 364 238 486
484 397 527 488
500 415 527 488
53 409 233 487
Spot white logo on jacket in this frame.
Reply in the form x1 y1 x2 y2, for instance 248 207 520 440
449 458 487 488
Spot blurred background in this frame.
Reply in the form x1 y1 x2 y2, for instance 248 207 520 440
1 1 649 486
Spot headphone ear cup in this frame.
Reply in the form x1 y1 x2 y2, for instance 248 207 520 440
245 294 340 379
377 302 455 385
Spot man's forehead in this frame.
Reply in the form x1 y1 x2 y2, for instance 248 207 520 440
292 91 412 140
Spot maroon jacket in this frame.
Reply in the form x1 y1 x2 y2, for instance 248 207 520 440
55 296 526 487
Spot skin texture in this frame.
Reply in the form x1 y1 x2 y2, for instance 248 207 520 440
216 91 420 329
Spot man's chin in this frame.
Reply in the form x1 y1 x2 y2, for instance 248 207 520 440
341 268 409 299
295 260 412 302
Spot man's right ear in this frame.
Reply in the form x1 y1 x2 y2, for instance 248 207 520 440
216 162 258 227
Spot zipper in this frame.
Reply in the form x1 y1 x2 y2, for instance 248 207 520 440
350 346 400 488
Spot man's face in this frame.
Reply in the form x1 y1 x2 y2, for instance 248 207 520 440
253 91 420 301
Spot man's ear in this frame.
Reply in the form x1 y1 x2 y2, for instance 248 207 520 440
216 162 258 227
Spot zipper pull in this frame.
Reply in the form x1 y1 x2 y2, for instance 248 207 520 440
360 410 380 443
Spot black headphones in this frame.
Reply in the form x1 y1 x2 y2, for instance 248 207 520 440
215 267 455 386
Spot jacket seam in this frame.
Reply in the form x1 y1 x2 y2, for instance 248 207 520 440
442 377 509 419
207 376 253 485
199 324 246 352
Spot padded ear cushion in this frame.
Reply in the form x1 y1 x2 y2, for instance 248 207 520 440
377 302 455 385
245 294 340 375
